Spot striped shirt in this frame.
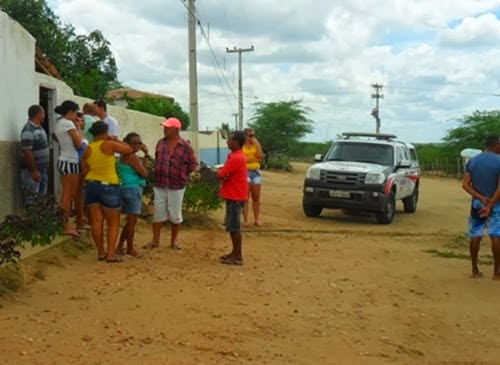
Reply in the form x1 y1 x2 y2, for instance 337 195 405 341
20 120 49 169
154 137 198 190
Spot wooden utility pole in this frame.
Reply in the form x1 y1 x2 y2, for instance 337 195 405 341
188 0 199 158
371 83 384 133
226 46 254 130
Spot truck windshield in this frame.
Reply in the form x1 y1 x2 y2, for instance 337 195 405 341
324 142 394 166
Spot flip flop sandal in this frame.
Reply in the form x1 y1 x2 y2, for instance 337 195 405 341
65 230 81 238
106 257 123 263
143 242 159 249
98 256 107 261
170 244 181 250
220 257 243 266
220 254 233 260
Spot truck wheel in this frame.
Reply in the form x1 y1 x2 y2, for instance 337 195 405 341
376 191 395 224
303 203 322 217
403 187 419 213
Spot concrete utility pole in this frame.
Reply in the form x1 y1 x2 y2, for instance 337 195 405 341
371 83 384 134
226 46 254 130
232 113 238 131
188 0 199 158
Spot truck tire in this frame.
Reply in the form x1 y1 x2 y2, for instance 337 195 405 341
403 187 419 213
303 203 322 217
376 191 395 224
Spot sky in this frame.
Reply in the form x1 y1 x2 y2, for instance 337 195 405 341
46 0 500 143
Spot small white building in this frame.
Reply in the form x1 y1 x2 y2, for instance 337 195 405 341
0 11 229 218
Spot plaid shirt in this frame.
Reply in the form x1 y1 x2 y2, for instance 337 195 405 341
154 137 198 190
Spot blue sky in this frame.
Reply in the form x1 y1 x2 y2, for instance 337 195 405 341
46 0 500 144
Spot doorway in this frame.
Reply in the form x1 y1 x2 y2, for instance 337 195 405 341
39 87 58 195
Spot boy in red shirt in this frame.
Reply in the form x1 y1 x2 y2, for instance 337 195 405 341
217 131 248 265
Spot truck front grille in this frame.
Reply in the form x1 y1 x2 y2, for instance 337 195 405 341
320 171 366 186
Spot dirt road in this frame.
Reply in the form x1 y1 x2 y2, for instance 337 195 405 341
1 163 500 365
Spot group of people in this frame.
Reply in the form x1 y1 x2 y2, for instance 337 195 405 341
19 100 264 265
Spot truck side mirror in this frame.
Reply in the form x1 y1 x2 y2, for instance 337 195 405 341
314 154 323 162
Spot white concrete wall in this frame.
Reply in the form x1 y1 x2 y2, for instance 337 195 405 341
0 11 37 141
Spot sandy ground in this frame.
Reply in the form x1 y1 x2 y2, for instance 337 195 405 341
1 162 500 365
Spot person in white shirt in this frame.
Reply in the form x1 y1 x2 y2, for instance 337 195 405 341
94 99 120 140
54 100 83 238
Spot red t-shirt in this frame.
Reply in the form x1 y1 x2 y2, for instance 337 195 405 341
218 149 248 201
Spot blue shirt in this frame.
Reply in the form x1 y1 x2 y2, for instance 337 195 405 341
465 151 500 198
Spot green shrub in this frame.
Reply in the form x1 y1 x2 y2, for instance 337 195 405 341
0 194 64 265
264 154 294 172
143 160 223 215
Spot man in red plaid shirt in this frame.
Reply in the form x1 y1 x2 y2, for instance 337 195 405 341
144 118 198 250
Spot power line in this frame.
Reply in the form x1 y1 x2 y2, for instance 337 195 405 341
385 84 500 97
179 0 238 102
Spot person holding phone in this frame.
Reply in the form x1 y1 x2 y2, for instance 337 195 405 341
242 128 264 227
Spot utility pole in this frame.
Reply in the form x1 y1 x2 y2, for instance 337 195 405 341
371 83 384 133
188 0 199 158
226 46 254 130
232 113 238 131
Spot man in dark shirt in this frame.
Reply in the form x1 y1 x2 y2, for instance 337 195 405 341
463 135 500 279
20 105 49 206
144 118 198 250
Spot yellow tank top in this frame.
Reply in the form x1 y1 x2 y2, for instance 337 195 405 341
85 140 119 184
243 143 260 171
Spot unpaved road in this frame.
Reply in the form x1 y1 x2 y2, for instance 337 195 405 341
1 163 500 365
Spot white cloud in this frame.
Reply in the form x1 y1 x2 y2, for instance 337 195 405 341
50 0 500 144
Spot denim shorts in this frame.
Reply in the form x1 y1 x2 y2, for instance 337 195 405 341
225 200 245 232
121 187 143 215
84 181 121 209
247 169 262 185
469 198 500 237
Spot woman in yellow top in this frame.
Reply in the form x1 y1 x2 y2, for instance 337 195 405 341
81 121 133 262
242 128 264 227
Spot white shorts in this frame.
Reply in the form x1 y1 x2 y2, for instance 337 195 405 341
153 187 185 224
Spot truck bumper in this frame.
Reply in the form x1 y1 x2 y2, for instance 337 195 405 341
302 184 389 212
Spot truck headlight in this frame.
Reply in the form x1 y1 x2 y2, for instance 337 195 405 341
306 167 321 180
365 172 385 184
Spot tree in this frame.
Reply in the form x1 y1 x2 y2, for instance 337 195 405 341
218 122 231 139
0 0 120 99
125 96 191 130
248 100 314 156
443 110 500 154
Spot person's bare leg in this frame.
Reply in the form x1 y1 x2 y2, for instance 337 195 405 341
88 205 105 259
144 222 163 248
242 183 251 227
74 176 85 227
125 215 141 257
491 237 500 279
117 223 128 255
103 208 121 261
229 231 242 261
61 174 80 235
171 223 181 249
470 237 482 278
251 184 262 226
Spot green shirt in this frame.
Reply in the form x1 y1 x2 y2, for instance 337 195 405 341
83 115 96 142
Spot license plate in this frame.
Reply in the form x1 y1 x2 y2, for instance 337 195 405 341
329 190 350 198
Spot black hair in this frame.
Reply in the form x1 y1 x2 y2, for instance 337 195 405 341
124 132 141 144
485 135 500 148
76 112 84 118
89 121 108 137
54 100 79 115
230 130 246 148
28 105 44 119
94 99 107 112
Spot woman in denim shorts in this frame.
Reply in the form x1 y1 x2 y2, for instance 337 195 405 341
81 122 133 262
116 133 149 258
